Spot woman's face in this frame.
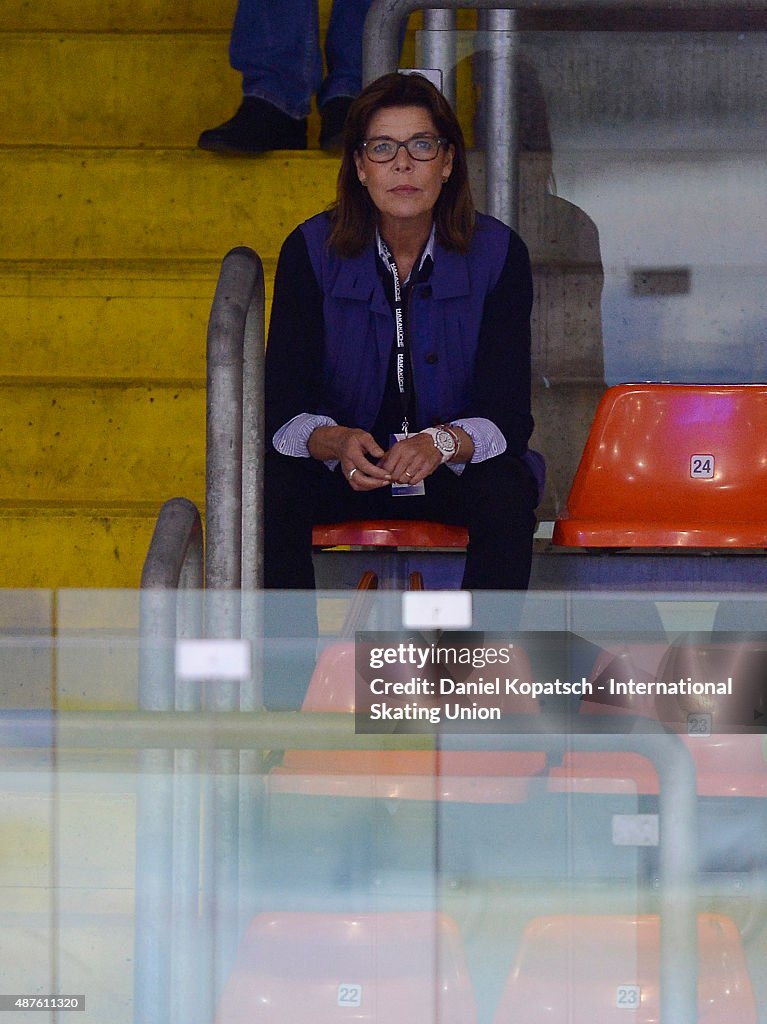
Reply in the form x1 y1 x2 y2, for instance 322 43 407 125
353 105 454 237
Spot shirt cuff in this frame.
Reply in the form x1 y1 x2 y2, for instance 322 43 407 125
447 417 507 475
273 413 340 469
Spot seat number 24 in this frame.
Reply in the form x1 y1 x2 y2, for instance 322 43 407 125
690 454 714 478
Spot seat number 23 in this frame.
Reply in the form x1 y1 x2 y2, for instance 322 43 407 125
616 985 641 1008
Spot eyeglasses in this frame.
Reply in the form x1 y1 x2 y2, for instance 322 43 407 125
360 134 448 163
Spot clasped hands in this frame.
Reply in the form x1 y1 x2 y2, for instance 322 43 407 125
308 425 445 491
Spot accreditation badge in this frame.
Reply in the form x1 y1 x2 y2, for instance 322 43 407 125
389 432 425 496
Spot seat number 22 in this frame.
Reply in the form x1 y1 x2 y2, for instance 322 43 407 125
337 984 362 1007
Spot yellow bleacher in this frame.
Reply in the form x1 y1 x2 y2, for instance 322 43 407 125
0 0 345 587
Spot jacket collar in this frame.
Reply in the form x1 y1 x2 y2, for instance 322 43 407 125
330 225 471 308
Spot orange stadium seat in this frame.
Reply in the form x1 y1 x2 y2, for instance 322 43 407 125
313 519 468 590
269 639 547 803
493 914 757 1024
553 383 767 547
313 519 469 549
549 638 767 798
216 911 477 1024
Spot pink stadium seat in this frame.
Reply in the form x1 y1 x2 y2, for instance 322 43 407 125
553 383 767 547
216 911 477 1024
493 914 757 1024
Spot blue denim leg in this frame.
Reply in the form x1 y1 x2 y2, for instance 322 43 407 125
229 0 322 119
318 0 375 107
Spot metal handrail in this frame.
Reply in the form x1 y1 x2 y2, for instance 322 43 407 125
141 244 265 597
365 0 767 79
139 497 203 709
364 0 767 229
135 245 264 1024
206 245 265 593
140 496 203 591
364 2 520 225
137 498 205 1024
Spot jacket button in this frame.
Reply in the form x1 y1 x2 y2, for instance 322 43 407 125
420 285 433 297
425 352 439 364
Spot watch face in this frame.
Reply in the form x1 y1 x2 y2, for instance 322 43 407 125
435 427 456 455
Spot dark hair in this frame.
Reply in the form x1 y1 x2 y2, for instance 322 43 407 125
328 72 475 256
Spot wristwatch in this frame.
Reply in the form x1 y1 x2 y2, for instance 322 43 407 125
421 425 458 463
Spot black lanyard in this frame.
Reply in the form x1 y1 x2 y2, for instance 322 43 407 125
379 237 414 437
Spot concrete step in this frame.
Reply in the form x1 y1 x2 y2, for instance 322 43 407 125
0 506 164 588
1 0 338 33
0 382 204 505
1 32 239 148
1 148 338 260
0 0 236 31
0 259 275 379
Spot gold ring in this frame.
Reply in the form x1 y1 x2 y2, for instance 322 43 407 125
348 468 357 480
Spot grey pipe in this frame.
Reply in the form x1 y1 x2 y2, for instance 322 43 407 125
140 496 203 593
137 497 203 1024
484 9 517 226
205 245 265 1007
421 10 457 107
364 0 762 228
440 724 699 1024
206 246 264 593
240 259 265 594
365 0 767 87
240 262 265 711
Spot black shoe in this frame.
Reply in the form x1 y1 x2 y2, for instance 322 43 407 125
197 97 307 153
319 96 353 152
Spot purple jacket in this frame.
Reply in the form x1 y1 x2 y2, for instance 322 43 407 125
299 211 512 433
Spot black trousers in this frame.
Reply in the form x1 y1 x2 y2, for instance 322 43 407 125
264 449 538 591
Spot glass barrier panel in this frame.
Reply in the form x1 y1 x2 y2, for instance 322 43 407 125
1 589 765 1022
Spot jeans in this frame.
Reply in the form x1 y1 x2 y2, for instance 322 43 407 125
230 0 375 119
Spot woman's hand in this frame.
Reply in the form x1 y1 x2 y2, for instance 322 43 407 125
380 433 443 485
308 425 391 490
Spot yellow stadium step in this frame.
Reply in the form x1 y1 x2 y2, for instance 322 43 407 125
0 143 329 588
1 0 341 32
1 0 369 591
0 507 164 589
0 259 276 380
0 0 235 31
0 382 204 505
1 2 343 145
1 148 338 260
1 32 239 148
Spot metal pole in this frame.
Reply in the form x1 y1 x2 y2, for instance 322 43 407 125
238 256 266 919
240 255 265 709
204 246 264 1007
136 498 203 1024
240 256 265 596
140 497 203 594
363 0 767 88
206 247 262 592
440 723 699 1024
172 583 204 1024
484 8 518 228
420 10 458 107
654 734 699 1024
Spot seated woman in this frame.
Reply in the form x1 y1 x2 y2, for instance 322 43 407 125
265 71 540 592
